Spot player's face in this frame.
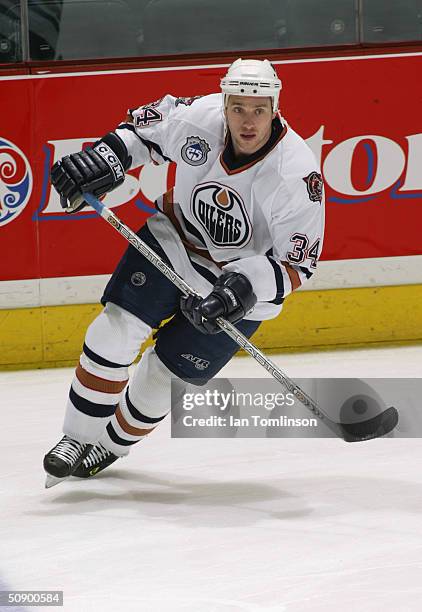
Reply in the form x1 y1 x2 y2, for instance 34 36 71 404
225 96 275 157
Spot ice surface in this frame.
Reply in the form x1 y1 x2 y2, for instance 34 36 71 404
1 345 422 612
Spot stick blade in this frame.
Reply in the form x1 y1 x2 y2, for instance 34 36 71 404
339 406 399 443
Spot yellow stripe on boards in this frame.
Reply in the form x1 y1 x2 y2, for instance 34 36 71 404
252 284 422 351
0 307 44 366
1 285 421 370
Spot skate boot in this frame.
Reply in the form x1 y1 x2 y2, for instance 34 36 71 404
43 435 93 488
72 443 119 479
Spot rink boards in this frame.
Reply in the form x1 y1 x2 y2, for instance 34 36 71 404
1 51 422 368
2 274 422 370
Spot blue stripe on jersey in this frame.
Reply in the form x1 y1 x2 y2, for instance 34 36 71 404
106 422 138 446
266 251 285 305
139 136 173 163
125 389 167 424
299 266 314 280
83 343 132 368
69 387 117 418
181 212 207 247
116 124 172 163
190 260 219 286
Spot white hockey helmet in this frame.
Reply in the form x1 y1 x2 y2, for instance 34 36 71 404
221 58 282 112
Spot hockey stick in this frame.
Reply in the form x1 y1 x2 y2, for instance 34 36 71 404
84 192 398 443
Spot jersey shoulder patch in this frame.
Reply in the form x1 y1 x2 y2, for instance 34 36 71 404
303 172 323 204
175 95 203 107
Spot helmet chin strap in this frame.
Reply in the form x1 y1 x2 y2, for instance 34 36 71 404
222 98 228 137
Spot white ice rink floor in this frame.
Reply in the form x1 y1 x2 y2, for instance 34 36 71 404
1 344 422 612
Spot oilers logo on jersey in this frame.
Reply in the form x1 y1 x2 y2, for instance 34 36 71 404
191 183 252 248
181 136 211 166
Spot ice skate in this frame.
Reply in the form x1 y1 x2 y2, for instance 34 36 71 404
43 435 93 488
72 443 119 479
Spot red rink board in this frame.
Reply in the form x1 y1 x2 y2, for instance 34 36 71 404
0 53 421 282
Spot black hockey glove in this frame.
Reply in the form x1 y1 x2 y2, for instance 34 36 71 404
50 133 131 213
180 272 257 334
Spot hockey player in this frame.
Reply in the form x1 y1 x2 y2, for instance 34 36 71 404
43 58 324 487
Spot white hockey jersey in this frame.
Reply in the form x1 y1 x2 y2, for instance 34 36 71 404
116 93 324 321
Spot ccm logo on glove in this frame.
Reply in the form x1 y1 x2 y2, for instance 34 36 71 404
94 143 125 182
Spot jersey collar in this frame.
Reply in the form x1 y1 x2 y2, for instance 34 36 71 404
220 116 287 175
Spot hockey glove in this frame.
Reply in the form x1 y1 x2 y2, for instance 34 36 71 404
180 272 257 334
50 133 130 213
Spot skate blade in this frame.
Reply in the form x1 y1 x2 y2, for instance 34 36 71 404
45 474 70 489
